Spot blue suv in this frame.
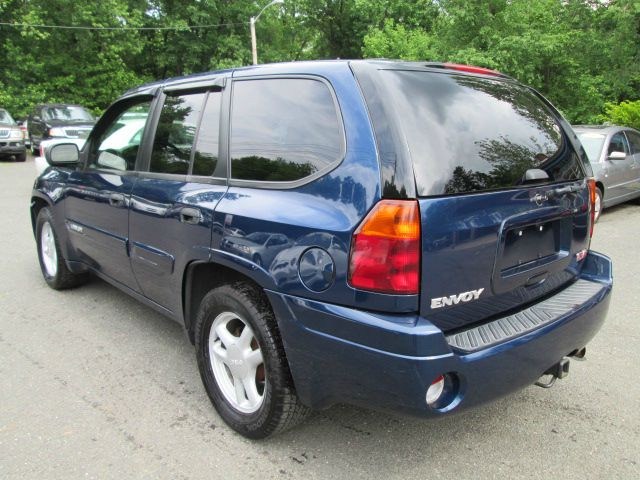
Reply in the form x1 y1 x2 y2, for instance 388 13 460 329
31 61 613 438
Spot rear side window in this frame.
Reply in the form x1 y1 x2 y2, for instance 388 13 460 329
230 78 343 182
380 71 584 196
150 93 205 175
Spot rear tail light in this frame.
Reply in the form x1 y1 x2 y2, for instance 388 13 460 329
39 145 44 157
348 199 420 294
588 178 596 237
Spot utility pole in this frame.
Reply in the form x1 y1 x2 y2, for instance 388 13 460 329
250 17 258 65
249 0 283 66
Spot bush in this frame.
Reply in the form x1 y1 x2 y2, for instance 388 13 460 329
598 100 640 130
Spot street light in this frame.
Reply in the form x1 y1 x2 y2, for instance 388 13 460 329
250 0 284 65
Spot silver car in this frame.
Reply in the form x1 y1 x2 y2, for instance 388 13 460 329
574 125 640 221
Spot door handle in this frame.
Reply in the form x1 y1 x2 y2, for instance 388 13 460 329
179 207 202 225
109 193 126 208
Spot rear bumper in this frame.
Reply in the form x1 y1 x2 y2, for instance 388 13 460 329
266 251 612 415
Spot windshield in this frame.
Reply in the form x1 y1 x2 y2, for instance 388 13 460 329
576 133 606 163
380 70 584 195
44 106 94 122
0 109 16 124
245 232 270 244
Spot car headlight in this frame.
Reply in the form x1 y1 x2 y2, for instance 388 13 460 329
9 128 23 140
238 245 251 254
49 127 67 137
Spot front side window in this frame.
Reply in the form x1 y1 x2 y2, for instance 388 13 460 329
89 100 151 171
150 93 206 175
608 132 629 156
230 78 343 182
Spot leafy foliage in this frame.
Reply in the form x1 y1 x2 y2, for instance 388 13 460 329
598 100 640 130
0 0 638 125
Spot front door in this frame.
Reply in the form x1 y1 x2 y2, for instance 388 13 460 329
604 131 633 201
65 97 153 290
128 87 227 314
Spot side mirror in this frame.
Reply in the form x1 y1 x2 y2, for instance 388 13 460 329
608 151 626 160
46 143 80 166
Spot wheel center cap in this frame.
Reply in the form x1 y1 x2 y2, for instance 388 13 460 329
226 345 248 377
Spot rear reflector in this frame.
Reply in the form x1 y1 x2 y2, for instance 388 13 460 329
588 178 596 237
443 63 503 76
348 200 420 294
426 375 445 406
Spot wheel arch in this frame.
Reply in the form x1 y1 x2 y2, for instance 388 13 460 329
182 260 277 345
30 193 52 237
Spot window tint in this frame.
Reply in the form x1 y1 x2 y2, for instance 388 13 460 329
89 100 151 171
624 131 640 154
192 92 221 176
379 71 584 196
608 132 629 155
230 78 343 182
150 93 205 175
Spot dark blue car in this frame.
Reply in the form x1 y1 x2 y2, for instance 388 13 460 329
31 60 612 438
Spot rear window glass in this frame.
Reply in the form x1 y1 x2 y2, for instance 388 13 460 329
381 71 584 196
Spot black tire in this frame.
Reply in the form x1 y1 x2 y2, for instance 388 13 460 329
195 282 310 438
594 187 603 223
16 152 26 162
31 140 38 155
36 207 89 290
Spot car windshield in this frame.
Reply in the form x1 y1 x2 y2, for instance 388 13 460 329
576 133 606 162
0 109 16 124
44 106 94 122
245 232 270 244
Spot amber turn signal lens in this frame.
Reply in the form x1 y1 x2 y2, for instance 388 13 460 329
348 200 421 294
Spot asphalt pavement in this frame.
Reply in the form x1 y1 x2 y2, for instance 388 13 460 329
1 156 638 479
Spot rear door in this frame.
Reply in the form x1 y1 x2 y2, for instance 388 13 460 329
127 84 228 314
371 69 591 332
65 97 153 290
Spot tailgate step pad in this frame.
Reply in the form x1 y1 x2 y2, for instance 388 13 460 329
446 279 605 353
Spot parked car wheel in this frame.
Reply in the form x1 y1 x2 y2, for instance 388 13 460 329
36 207 88 289
195 282 309 438
595 187 603 223
16 152 26 162
30 139 39 155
